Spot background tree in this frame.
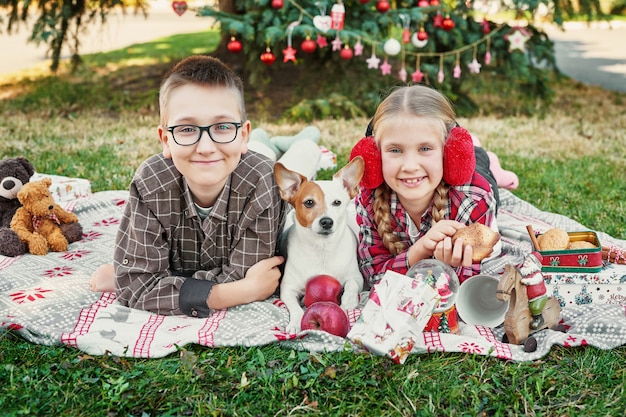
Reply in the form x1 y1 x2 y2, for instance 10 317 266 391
0 0 612 117
199 0 573 117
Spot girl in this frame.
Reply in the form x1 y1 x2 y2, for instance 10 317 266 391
351 85 500 287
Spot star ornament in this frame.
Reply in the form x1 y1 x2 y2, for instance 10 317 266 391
316 34 328 48
505 27 530 52
366 53 381 69
283 46 297 63
411 69 424 83
331 34 343 51
468 58 482 74
380 59 392 75
354 39 364 56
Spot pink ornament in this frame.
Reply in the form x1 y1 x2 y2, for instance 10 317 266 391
380 59 392 75
411 69 424 83
398 66 407 82
468 58 482 74
438 69 444 83
485 51 491 65
366 53 381 69
283 46 297 63
331 34 343 51
354 39 364 56
453 64 461 79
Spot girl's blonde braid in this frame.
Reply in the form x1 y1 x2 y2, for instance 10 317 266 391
373 185 406 255
431 181 450 223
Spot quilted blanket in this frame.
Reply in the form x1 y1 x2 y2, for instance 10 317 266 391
1 189 626 362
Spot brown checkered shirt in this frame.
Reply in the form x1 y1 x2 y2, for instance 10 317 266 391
114 152 287 317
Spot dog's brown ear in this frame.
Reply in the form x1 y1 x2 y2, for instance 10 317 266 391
334 156 365 199
274 162 307 201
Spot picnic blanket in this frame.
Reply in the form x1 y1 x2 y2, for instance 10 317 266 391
2 189 626 362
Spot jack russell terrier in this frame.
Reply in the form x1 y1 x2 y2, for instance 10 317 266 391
274 156 365 334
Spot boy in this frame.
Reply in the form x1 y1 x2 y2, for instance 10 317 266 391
90 55 287 318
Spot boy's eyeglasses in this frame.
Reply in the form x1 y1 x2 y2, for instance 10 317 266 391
167 122 243 145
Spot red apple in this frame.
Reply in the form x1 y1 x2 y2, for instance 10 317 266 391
304 274 343 307
301 301 350 338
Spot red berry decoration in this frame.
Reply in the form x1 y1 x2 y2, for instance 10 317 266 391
442 15 455 31
227 37 242 53
376 0 390 13
417 0 429 6
430 0 440 5
359 0 370 3
271 0 283 9
301 37 317 54
417 28 428 41
260 48 276 65
340 46 353 60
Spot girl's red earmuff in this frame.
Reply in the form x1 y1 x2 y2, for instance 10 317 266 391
349 125 476 189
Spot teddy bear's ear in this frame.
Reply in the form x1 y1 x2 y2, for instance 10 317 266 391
17 157 35 178
42 178 52 188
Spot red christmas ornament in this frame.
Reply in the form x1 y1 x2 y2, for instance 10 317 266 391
260 48 276 65
417 0 429 6
417 28 428 41
271 0 284 9
429 0 440 5
359 0 370 3
433 12 444 28
442 15 455 31
227 37 242 53
340 46 353 60
301 37 317 54
481 18 491 34
376 0 390 13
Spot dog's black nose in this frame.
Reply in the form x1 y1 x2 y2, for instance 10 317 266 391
319 217 334 230
48 205 54 210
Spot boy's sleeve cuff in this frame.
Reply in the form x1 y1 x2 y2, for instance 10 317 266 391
179 278 215 318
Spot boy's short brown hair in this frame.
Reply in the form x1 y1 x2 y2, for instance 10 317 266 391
159 55 246 126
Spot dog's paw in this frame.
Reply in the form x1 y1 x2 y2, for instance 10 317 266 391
285 320 302 334
340 289 360 310
285 309 304 334
341 298 359 310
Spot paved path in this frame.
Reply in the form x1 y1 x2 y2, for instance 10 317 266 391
1 6 625 94
542 21 626 93
0 0 210 76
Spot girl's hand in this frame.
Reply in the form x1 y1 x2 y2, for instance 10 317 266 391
408 220 466 264
433 236 474 268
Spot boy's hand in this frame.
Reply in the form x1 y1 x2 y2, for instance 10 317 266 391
243 256 284 301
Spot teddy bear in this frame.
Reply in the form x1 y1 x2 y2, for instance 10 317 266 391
10 177 83 255
0 157 36 257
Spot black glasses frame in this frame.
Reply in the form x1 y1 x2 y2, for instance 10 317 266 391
167 122 243 145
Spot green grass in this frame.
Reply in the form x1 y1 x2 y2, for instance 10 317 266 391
1 28 626 417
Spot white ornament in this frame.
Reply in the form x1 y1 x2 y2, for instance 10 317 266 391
313 15 332 33
411 32 428 48
383 38 401 56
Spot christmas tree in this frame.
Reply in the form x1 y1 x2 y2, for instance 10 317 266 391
198 0 560 118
